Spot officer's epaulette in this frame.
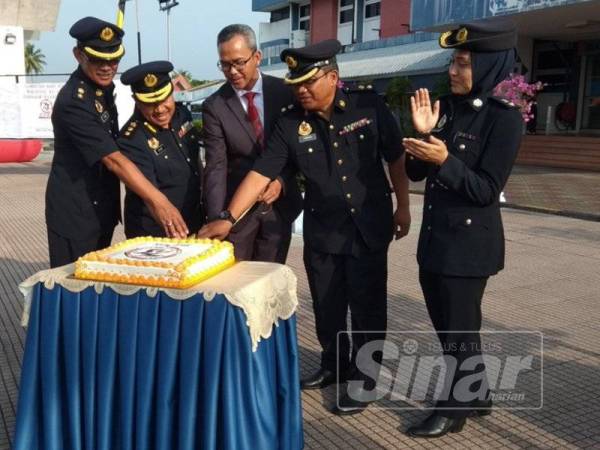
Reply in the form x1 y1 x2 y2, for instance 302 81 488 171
279 103 297 114
489 96 518 109
343 83 377 94
121 120 140 139
72 80 88 102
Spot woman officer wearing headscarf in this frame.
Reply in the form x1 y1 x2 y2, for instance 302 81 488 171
401 21 523 438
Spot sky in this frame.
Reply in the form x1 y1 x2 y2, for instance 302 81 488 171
36 0 270 81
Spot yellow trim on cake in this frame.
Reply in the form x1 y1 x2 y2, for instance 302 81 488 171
74 237 235 289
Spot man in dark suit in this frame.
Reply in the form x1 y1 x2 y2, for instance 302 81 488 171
46 17 188 268
202 24 303 263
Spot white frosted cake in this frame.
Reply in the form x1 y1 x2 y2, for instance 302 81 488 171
74 237 235 288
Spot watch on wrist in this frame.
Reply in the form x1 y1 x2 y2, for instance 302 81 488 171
217 210 236 225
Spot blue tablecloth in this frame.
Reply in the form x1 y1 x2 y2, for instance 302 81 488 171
14 277 304 450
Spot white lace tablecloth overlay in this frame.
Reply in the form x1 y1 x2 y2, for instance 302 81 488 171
19 261 298 352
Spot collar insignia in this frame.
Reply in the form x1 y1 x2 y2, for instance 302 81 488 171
95 100 104 113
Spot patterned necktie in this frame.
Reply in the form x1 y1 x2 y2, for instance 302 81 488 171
244 92 264 148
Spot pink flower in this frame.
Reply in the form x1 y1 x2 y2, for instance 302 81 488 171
493 74 546 122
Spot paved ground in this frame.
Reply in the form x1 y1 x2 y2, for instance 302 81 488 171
1 156 600 449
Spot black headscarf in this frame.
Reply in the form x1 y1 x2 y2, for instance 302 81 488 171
469 48 516 98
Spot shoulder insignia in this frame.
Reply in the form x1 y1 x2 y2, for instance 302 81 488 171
121 120 139 139
490 96 518 109
75 87 86 100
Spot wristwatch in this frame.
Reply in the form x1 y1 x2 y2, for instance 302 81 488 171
217 210 236 225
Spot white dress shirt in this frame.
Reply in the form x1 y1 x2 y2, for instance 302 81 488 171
234 71 265 126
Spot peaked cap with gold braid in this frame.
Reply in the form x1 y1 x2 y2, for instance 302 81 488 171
70 16 125 61
439 20 517 52
280 39 342 85
120 61 175 104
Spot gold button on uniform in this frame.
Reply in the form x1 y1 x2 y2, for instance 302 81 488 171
465 218 472 225
337 159 343 165
359 134 364 140
308 148 314 153
459 144 466 150
346 193 352 199
329 124 335 130
333 142 339 148
351 208 356 213
342 176 347 182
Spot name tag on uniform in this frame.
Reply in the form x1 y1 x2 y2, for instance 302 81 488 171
299 133 317 143
153 145 166 156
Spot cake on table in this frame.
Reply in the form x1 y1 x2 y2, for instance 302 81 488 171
74 237 235 288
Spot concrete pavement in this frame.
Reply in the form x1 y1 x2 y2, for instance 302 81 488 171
1 157 599 449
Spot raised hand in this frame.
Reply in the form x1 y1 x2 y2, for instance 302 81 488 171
410 88 440 135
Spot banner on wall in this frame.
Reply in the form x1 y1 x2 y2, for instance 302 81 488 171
0 79 134 139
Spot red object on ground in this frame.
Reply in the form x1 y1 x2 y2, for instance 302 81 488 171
0 140 43 163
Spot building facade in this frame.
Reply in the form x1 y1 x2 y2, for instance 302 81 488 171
253 0 451 94
411 0 600 170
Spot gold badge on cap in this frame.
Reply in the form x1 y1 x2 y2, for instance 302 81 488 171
100 27 115 42
144 74 158 88
456 27 468 43
285 56 298 69
298 121 312 136
148 137 160 150
95 100 104 113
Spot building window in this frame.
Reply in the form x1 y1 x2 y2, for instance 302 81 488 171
271 6 290 23
583 54 600 130
365 0 380 19
339 0 354 24
299 4 310 31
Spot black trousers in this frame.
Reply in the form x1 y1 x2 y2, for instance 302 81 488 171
47 228 114 268
419 270 490 418
228 204 292 264
304 244 388 378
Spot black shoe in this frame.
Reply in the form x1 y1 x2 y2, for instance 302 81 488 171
300 369 342 390
406 414 466 438
330 393 372 416
471 398 493 417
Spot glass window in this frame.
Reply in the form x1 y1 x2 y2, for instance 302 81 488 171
365 2 381 18
339 0 354 24
299 4 310 17
583 54 600 129
340 10 354 23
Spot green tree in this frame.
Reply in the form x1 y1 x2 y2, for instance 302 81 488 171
385 76 414 135
24 43 46 75
177 69 208 88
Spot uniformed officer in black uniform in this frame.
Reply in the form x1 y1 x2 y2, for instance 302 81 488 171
401 21 523 438
118 61 203 237
46 17 189 268
198 39 411 415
